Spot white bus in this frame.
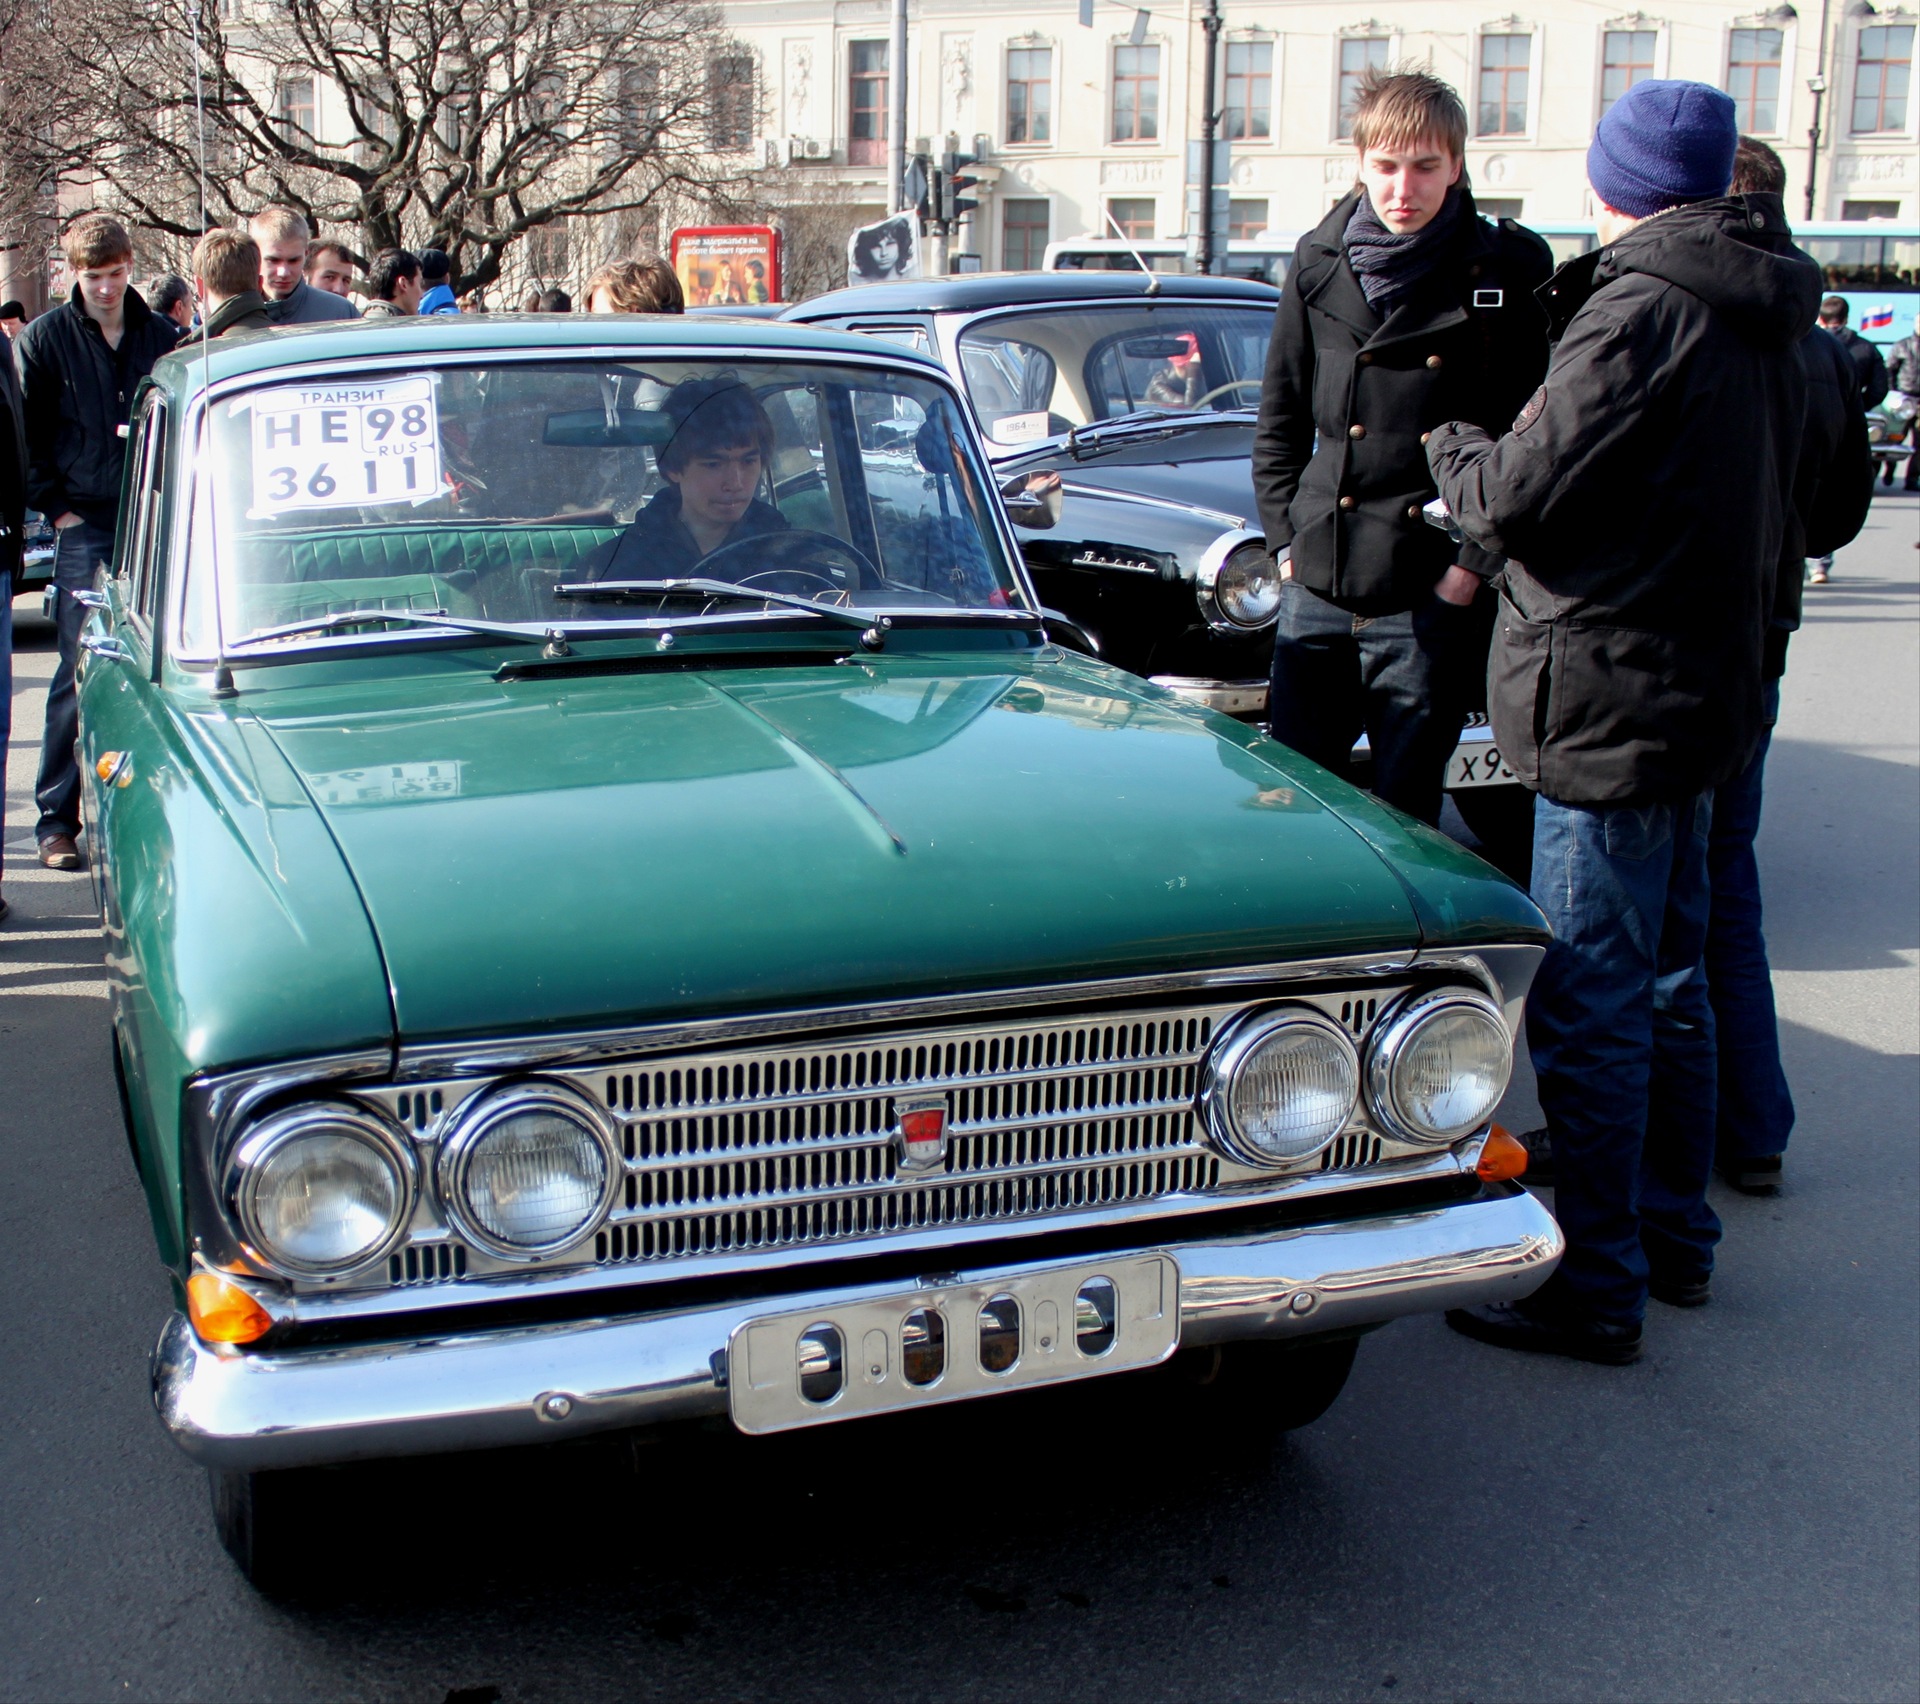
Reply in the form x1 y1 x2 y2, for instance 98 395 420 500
1042 235 1299 289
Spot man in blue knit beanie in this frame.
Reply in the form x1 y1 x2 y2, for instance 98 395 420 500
1424 81 1822 1363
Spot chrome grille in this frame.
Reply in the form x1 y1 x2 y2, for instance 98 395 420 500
589 1007 1229 1268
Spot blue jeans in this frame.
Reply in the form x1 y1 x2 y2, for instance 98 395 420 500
1266 578 1477 827
34 520 114 844
1706 681 1793 1163
1526 791 1722 1325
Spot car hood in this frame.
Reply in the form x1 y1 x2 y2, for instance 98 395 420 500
243 651 1457 1044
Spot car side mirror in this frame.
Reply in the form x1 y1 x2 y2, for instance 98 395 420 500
1040 608 1100 657
1000 470 1063 531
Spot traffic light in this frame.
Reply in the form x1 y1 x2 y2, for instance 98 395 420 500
939 151 999 225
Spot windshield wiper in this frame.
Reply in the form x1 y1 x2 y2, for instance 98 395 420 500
553 577 876 632
229 608 555 650
1065 408 1252 461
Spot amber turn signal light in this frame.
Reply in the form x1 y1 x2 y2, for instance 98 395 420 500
187 1272 274 1345
1476 1123 1530 1183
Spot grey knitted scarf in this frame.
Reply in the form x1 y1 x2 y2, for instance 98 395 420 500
1343 185 1465 315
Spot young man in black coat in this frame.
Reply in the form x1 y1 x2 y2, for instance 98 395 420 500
1427 83 1822 1363
1252 68 1551 826
16 213 179 871
0 313 26 923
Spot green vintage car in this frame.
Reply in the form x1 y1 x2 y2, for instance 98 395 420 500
77 314 1560 1586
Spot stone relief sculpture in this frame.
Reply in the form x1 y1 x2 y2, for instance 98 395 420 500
784 41 813 136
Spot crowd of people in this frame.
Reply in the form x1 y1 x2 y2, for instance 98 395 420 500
0 79 1915 1376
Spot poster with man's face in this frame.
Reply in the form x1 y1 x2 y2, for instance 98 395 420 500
848 215 919 285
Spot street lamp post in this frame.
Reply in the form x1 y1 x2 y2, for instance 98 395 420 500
1198 0 1223 274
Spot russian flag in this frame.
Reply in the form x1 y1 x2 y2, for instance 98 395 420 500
1862 304 1895 329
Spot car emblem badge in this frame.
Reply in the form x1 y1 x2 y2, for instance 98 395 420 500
893 1095 950 1174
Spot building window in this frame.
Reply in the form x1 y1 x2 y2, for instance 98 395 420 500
1003 198 1051 268
1851 24 1913 134
707 53 753 152
1227 198 1269 239
1601 30 1657 116
1111 44 1160 142
526 218 570 281
1224 41 1272 140
1476 35 1532 136
617 63 661 153
1727 29 1784 134
1007 46 1052 144
849 40 888 166
276 76 316 139
1840 199 1902 220
1106 197 1155 239
1338 36 1391 139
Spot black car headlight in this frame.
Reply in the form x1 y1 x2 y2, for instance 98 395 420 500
1200 1006 1360 1166
1365 989 1513 1145
225 1103 416 1279
1196 533 1282 632
438 1082 621 1259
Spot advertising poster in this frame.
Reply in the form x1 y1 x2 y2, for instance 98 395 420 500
847 214 920 285
670 225 782 306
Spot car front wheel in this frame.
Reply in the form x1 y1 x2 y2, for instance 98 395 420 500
209 1467 326 1592
1157 1336 1358 1434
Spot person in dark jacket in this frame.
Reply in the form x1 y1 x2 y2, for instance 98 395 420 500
191 229 273 339
249 206 359 326
360 249 423 319
1252 68 1552 826
0 313 27 923
16 213 180 871
1818 295 1890 410
1703 139 1875 1198
1428 82 1821 1364
585 376 789 581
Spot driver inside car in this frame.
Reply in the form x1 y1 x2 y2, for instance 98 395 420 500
584 375 791 581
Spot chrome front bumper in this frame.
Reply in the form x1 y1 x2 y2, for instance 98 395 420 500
154 1185 1560 1471
1149 675 1269 716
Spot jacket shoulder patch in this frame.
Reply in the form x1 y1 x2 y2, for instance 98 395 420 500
1514 385 1547 433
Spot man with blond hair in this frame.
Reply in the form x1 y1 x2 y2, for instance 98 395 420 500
1252 67 1552 829
15 213 179 871
192 229 272 338
249 205 358 325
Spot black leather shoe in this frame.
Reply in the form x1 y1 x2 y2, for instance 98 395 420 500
1717 1154 1783 1196
1446 1300 1642 1365
1649 1273 1712 1308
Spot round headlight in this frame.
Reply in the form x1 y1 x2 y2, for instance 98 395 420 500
1214 544 1283 628
1367 990 1513 1145
1201 1007 1360 1167
227 1104 414 1278
439 1083 620 1258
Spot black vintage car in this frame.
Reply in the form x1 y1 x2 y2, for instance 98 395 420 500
783 273 1531 866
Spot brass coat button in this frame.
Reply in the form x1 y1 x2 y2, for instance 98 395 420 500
1339 496 1357 511
1349 424 1366 439
1419 431 1431 444
1357 352 1373 366
1426 354 1443 370
1407 505 1422 519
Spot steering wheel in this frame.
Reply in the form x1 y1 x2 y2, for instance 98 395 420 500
694 528 880 595
1191 378 1265 409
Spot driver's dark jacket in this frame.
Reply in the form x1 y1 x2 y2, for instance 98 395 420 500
1426 194 1822 808
585 487 790 581
1252 188 1553 614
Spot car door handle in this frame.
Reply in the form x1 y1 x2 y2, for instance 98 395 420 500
80 633 133 663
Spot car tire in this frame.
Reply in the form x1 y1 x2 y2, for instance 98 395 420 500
1452 785 1535 882
209 1467 323 1592
1156 1336 1358 1434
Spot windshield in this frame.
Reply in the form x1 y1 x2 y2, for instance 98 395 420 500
183 358 1023 654
957 304 1273 450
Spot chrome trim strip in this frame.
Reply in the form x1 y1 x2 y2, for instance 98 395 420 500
391 952 1418 1080
153 1185 1562 1470
1148 676 1269 716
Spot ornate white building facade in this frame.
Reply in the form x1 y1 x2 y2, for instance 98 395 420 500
719 0 1917 265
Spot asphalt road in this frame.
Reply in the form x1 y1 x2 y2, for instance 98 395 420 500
3 496 1915 1704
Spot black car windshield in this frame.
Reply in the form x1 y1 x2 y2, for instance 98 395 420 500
182 358 1022 654
956 304 1273 451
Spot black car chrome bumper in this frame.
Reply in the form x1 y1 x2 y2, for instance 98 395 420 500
153 1186 1561 1471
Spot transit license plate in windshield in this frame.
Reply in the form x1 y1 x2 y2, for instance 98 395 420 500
726 1253 1180 1434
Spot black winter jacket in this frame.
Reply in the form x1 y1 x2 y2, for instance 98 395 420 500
1426 194 1821 808
1827 324 1889 409
0 342 25 585
1770 327 1873 678
16 286 177 529
1252 188 1552 614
